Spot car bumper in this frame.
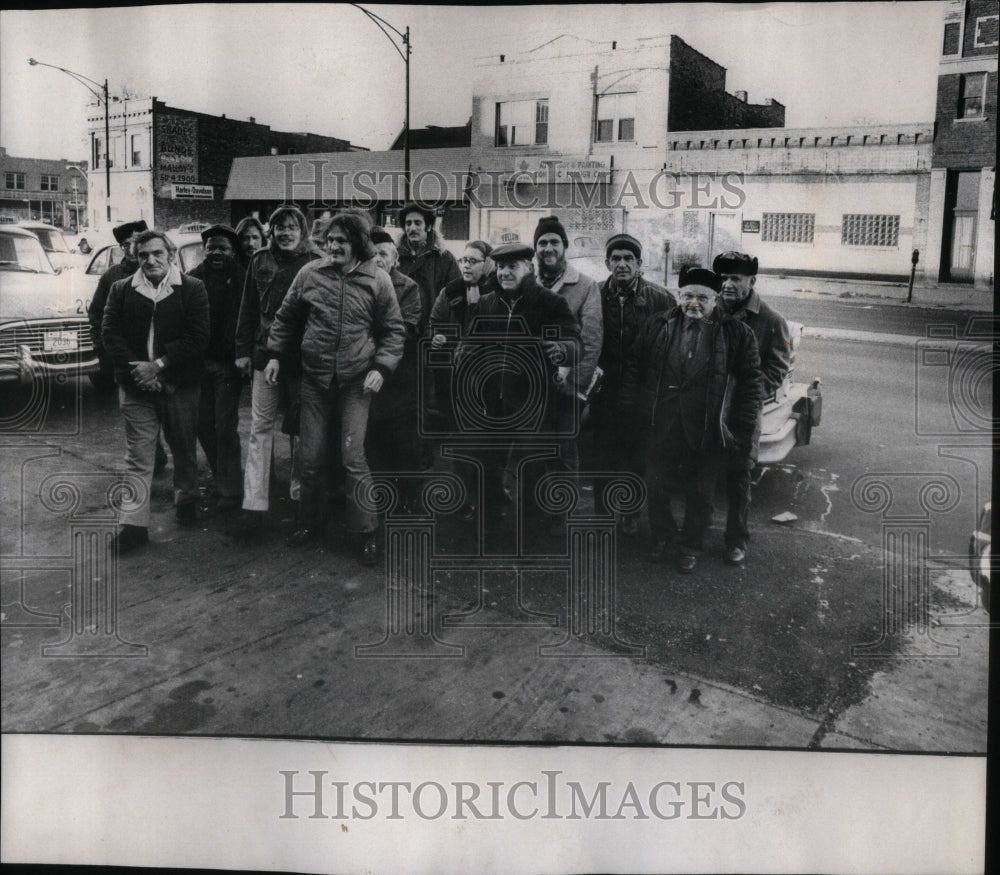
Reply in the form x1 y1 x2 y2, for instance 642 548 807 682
0 346 100 383
757 379 822 464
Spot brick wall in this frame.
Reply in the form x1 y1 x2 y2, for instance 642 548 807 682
933 71 997 167
963 0 999 57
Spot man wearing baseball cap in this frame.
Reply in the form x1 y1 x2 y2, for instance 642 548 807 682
712 250 792 566
620 266 762 573
189 225 246 510
591 233 674 533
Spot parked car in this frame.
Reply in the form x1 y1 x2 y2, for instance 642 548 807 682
758 320 822 464
0 225 99 384
969 502 991 613
16 221 78 271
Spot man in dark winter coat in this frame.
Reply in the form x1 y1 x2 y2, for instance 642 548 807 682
366 227 423 507
465 242 580 533
189 224 246 509
712 251 792 565
620 267 762 573
395 202 462 325
101 230 210 553
591 233 675 529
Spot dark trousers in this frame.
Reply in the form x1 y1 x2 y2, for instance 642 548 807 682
588 395 643 516
197 359 244 499
724 460 753 550
645 429 721 551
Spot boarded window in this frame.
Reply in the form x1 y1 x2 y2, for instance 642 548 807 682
761 212 815 243
974 15 998 48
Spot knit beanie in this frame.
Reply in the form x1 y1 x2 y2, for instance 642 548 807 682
533 216 568 248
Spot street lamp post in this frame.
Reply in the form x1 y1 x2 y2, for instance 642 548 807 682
350 5 411 202
66 164 88 231
28 58 111 225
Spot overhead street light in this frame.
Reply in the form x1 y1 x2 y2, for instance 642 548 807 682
350 4 411 202
28 57 111 224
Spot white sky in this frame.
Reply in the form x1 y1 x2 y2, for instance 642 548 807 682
1 2 944 161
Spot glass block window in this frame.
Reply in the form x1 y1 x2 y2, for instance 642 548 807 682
841 214 900 247
761 212 815 243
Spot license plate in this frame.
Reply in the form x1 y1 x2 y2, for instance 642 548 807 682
44 331 78 352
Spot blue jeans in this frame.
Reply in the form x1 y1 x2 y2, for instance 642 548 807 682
197 360 243 499
118 383 200 527
298 373 375 534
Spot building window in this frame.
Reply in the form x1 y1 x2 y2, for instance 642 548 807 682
761 212 815 243
5 172 26 190
93 137 102 168
594 92 636 143
841 214 900 247
131 134 142 167
40 174 59 191
974 15 998 48
495 99 549 147
942 20 961 54
958 72 988 118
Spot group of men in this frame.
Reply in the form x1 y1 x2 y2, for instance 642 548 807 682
91 204 792 574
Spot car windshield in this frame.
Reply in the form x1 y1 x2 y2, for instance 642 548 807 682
0 232 57 274
31 229 71 254
178 242 204 272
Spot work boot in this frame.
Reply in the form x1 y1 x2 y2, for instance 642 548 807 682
111 524 148 555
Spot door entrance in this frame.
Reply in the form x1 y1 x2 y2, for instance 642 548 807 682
941 171 980 283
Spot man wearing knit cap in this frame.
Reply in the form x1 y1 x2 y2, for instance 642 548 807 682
712 250 792 566
532 215 602 482
620 267 762 573
189 225 246 510
591 233 675 533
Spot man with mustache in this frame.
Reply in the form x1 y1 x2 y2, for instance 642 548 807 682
620 267 762 573
591 233 675 533
712 251 792 566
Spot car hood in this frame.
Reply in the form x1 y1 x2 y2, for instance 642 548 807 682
0 269 93 323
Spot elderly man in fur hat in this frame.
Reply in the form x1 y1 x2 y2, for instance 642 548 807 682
620 267 762 574
712 251 792 566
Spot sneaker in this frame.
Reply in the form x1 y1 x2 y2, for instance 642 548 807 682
112 524 148 555
360 533 378 566
175 503 198 527
725 546 747 566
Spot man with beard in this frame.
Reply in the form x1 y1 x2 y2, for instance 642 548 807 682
101 230 210 552
395 202 461 461
532 216 602 483
620 267 762 574
189 224 246 511
591 233 674 533
234 205 319 535
467 242 580 537
711 250 792 566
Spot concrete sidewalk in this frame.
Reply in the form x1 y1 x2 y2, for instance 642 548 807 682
756 274 994 311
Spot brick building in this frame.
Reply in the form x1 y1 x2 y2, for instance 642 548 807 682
0 147 89 230
925 0 996 289
84 97 360 232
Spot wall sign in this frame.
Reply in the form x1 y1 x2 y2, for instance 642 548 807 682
742 220 761 233
170 183 214 200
